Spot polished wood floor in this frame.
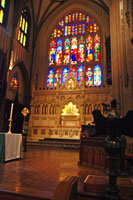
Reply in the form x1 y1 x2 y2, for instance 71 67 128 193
0 146 105 199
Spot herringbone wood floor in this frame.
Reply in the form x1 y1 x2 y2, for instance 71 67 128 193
0 146 105 199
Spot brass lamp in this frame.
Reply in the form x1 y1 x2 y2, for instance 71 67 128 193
21 107 30 134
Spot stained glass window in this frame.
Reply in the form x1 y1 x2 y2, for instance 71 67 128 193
71 66 77 79
75 24 78 35
47 68 54 88
94 65 101 86
86 66 93 86
94 23 99 32
82 14 85 21
18 7 30 48
56 39 62 65
10 73 18 89
86 15 89 24
86 35 93 62
64 25 67 36
48 11 102 87
49 40 56 65
65 15 68 23
68 25 71 35
94 34 100 61
54 67 61 87
0 0 9 26
82 23 85 34
88 22 93 33
77 66 84 83
79 12 82 21
72 25 75 35
71 37 77 64
57 28 61 37
63 38 70 64
79 24 82 34
59 20 64 27
68 14 71 22
78 36 85 63
72 12 75 21
62 67 69 83
54 29 57 37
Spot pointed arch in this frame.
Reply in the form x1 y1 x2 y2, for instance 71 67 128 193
17 7 31 48
47 9 103 87
6 62 30 105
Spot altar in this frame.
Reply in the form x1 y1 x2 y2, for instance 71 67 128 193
0 133 22 163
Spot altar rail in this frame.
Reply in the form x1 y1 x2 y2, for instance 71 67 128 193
79 136 107 169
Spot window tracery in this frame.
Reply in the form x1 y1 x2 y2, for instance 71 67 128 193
47 11 102 88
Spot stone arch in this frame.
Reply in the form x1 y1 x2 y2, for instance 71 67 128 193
35 0 110 87
45 104 48 114
37 105 40 114
88 104 92 114
53 104 56 114
49 104 54 114
42 104 46 114
6 61 30 105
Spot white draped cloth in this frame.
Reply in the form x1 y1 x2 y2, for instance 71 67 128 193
5 133 22 161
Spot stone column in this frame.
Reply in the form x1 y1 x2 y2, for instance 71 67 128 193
110 0 133 115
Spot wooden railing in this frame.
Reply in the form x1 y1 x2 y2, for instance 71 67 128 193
79 136 107 169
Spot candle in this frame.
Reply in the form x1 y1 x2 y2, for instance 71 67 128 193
10 103 14 119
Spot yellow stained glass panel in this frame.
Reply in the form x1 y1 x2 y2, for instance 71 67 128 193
25 21 28 33
0 9 3 23
22 18 25 31
1 0 5 8
20 32 23 44
23 35 26 46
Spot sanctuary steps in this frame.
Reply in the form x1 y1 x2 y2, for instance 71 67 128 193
27 138 80 150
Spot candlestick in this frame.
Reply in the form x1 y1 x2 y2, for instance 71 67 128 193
10 103 14 119
7 119 12 134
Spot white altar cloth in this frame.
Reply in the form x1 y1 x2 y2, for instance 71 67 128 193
5 133 22 161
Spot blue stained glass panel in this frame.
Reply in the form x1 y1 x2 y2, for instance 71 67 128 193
54 67 61 87
86 66 93 86
77 66 84 83
47 68 54 88
94 65 101 87
49 40 56 65
56 39 63 65
62 67 69 83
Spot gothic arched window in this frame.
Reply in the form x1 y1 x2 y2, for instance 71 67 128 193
10 73 18 89
0 0 9 27
47 11 101 88
94 65 101 87
18 7 30 48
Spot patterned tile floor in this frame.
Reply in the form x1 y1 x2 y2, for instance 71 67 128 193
0 146 105 199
